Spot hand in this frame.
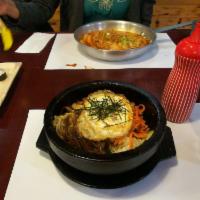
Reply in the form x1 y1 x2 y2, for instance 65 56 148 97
0 0 20 19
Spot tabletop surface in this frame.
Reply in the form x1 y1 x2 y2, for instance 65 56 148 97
0 29 199 199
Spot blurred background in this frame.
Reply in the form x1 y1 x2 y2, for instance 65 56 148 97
48 0 200 32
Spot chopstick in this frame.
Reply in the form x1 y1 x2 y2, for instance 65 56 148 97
155 20 198 33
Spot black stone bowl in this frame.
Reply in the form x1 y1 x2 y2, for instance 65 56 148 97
44 80 166 175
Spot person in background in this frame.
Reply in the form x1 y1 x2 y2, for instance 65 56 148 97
0 0 156 32
0 0 55 31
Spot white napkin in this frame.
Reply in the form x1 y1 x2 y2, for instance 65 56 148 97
15 33 55 53
45 33 176 70
0 62 22 106
4 104 200 200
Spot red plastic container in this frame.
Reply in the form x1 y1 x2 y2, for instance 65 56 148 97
161 22 200 123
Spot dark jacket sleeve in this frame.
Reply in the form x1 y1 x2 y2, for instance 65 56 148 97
14 0 59 31
125 0 155 26
141 0 155 26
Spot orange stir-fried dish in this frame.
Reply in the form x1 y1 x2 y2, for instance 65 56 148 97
53 90 154 154
80 29 151 50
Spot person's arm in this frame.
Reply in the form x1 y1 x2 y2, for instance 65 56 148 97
141 0 156 26
0 0 59 30
16 0 59 29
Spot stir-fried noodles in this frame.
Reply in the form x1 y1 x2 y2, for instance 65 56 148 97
80 29 150 50
53 90 154 154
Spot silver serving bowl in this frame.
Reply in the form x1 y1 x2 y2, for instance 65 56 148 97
74 20 156 61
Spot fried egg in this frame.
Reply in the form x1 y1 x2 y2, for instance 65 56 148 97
76 90 133 141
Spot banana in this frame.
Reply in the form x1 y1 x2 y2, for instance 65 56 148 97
0 18 13 51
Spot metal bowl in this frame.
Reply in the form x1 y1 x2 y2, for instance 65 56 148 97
74 20 156 61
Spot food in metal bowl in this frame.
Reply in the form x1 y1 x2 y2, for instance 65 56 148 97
53 90 154 154
80 29 151 50
74 20 156 61
44 81 166 175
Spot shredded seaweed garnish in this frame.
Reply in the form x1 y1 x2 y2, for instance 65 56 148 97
73 95 129 125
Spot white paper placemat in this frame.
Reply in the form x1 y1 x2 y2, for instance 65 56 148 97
45 33 176 70
15 33 55 53
0 62 22 106
5 104 200 200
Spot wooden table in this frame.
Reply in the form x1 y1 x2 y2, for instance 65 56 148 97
0 29 198 199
